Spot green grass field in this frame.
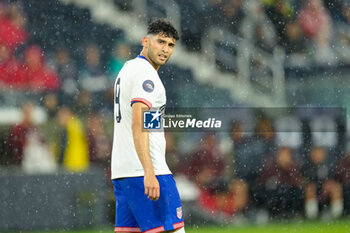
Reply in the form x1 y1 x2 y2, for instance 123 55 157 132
23 220 350 233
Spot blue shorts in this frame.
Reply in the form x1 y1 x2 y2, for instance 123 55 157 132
113 174 184 233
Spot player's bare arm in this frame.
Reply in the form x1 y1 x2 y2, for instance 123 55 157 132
131 102 160 201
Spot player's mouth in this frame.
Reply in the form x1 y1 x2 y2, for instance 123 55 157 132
159 54 167 61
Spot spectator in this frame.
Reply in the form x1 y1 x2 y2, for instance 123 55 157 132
298 0 335 64
258 147 303 218
57 107 89 172
72 90 93 116
108 42 131 80
22 45 60 92
303 146 343 219
0 2 27 51
232 120 274 186
339 1 350 24
79 43 108 93
86 112 114 222
182 131 249 221
333 150 350 215
241 0 277 52
221 0 244 35
334 2 350 64
51 48 78 103
79 43 108 110
298 0 331 40
87 113 111 167
40 93 61 157
283 20 309 68
0 43 24 89
165 132 182 175
264 0 293 46
184 132 228 190
283 20 307 55
255 116 276 162
7 102 36 165
21 130 57 174
227 179 249 215
197 179 249 218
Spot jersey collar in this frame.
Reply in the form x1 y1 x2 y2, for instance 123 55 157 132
137 55 151 64
137 55 159 71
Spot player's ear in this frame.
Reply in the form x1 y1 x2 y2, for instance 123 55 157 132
142 36 149 48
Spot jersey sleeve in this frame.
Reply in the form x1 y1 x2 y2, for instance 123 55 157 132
130 75 158 109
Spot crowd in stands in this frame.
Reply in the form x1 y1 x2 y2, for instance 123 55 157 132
176 0 350 69
0 2 60 92
3 100 350 221
0 1 120 183
1 0 350 224
167 114 350 222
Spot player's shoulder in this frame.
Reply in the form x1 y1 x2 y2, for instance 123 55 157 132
127 57 151 69
128 57 158 79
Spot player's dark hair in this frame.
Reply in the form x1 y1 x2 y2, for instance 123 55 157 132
147 19 179 40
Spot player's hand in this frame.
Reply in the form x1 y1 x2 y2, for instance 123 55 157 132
144 174 160 201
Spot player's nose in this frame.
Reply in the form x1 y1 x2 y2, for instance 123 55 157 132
162 45 169 53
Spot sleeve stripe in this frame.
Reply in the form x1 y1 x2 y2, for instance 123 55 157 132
131 98 152 109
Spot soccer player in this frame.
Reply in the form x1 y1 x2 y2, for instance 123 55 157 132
111 19 185 233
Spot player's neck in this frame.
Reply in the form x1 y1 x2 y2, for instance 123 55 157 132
140 51 160 71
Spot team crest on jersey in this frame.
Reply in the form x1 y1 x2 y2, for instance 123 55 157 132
143 80 154 93
176 207 182 219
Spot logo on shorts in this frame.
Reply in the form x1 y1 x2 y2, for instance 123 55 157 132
176 207 182 219
143 80 154 93
143 110 161 129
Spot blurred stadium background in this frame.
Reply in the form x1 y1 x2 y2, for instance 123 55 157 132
1 0 350 232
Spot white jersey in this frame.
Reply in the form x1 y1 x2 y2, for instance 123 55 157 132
111 56 171 179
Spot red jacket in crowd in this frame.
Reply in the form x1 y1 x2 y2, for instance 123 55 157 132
22 45 60 91
0 16 27 50
0 55 25 88
260 156 303 188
